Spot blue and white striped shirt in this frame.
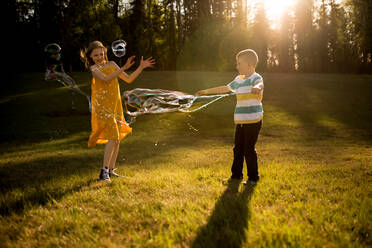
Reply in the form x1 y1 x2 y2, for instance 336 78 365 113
227 72 264 124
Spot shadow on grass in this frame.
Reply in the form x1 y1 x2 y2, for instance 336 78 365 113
263 73 372 144
0 97 233 217
0 178 97 217
0 139 104 217
0 131 216 217
191 181 255 248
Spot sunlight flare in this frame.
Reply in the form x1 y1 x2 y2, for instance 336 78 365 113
248 0 296 28
263 0 295 20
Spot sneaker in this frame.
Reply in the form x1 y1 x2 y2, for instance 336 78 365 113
243 180 258 186
109 168 122 178
99 167 110 181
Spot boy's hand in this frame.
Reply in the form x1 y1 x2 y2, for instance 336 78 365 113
123 56 136 70
195 90 205 96
251 87 263 94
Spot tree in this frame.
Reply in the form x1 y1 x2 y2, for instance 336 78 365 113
314 0 331 72
11 0 372 72
251 2 269 72
294 0 314 72
347 0 372 73
277 10 295 72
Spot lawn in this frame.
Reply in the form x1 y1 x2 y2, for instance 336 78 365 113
0 71 371 247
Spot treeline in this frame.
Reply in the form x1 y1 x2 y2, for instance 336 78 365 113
11 0 372 73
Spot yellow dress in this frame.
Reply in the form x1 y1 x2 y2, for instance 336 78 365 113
88 65 132 147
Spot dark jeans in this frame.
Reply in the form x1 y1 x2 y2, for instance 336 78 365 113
231 120 262 181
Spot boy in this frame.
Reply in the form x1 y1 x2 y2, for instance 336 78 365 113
195 49 264 186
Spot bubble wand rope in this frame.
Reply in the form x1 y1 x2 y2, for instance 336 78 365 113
180 93 234 113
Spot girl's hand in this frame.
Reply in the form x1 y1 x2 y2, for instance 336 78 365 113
123 56 136 70
140 56 156 69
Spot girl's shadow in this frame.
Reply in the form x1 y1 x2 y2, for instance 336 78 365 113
0 178 97 217
191 181 255 248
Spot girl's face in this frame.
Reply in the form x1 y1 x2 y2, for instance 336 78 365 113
90 48 106 65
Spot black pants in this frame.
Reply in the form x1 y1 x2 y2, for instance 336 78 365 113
231 120 262 181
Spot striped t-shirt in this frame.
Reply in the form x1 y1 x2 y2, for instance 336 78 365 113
227 72 264 124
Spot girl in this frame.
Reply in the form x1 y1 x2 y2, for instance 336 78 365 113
81 41 155 181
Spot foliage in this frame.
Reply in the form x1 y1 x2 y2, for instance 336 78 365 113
12 0 372 73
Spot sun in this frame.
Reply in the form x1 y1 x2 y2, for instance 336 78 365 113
263 0 295 20
247 0 296 28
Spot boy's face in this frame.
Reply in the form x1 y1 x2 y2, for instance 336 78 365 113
236 56 253 75
90 48 106 65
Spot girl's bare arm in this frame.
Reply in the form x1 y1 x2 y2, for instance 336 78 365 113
90 64 126 82
111 57 155 84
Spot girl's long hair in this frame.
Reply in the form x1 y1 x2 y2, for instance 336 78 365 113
80 41 108 70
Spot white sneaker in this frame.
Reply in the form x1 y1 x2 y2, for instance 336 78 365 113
109 168 122 178
243 180 257 186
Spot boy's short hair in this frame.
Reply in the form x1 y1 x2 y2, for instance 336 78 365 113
236 49 259 67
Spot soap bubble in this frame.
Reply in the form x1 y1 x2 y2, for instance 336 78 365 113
44 43 62 61
44 43 63 75
44 43 91 112
111 39 127 57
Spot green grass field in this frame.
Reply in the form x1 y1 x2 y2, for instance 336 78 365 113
1 71 371 247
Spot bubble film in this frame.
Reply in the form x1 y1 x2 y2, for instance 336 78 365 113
44 43 91 111
46 71 92 111
122 88 231 117
111 39 127 57
44 43 62 62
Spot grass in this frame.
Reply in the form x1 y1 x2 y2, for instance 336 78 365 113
0 71 371 247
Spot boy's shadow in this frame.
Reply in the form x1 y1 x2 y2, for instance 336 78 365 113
191 181 255 248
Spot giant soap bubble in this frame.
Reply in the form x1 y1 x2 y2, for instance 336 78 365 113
122 88 232 117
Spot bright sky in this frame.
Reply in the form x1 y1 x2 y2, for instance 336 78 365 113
251 0 345 29
247 0 296 29
263 0 296 20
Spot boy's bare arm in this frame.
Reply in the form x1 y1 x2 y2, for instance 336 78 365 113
195 86 231 96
